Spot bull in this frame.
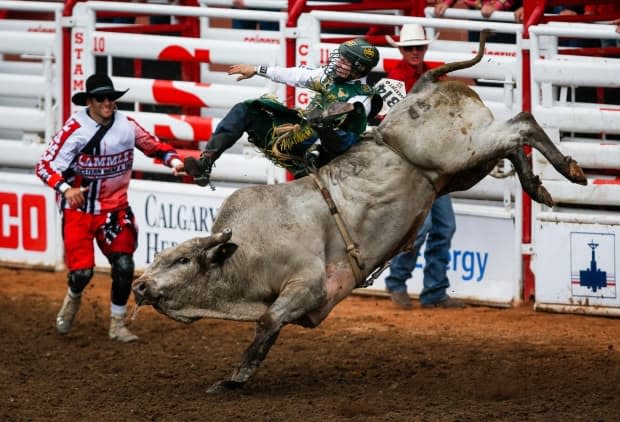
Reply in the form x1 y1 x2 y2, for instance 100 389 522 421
132 30 586 393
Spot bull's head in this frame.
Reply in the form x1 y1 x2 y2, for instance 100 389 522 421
132 228 238 323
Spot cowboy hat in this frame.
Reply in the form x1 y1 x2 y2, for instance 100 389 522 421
386 23 434 48
71 73 128 106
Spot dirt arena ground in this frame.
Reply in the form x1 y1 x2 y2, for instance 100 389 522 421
1 266 619 421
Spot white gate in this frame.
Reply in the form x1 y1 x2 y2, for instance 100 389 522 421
529 22 620 316
69 0 288 184
0 1 63 147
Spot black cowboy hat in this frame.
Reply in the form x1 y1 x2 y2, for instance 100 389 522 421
71 73 129 106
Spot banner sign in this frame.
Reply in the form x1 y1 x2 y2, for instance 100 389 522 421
365 208 517 305
0 173 63 268
2 174 519 305
0 173 236 271
535 220 619 308
95 179 237 270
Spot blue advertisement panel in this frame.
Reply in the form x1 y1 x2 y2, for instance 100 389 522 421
365 206 518 306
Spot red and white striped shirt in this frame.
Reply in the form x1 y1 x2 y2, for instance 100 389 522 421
36 109 180 214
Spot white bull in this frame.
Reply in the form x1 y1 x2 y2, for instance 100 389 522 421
133 31 586 393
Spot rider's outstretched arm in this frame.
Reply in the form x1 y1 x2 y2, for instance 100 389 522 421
229 63 323 88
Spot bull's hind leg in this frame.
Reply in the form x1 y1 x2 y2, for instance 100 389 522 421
441 161 497 196
509 112 587 185
506 148 554 207
207 272 327 394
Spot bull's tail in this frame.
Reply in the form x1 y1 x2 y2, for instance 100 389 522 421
412 29 493 92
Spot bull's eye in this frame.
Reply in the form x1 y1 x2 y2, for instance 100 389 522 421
174 257 191 265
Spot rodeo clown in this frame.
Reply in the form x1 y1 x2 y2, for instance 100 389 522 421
35 73 185 342
184 38 381 185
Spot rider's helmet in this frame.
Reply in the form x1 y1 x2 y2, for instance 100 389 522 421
339 38 380 77
324 38 380 83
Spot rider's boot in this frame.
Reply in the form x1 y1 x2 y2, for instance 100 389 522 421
185 151 216 187
184 133 235 187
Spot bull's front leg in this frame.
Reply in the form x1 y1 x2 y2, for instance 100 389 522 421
506 148 554 207
207 315 281 394
207 272 327 394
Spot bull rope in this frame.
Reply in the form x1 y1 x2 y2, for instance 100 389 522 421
307 130 441 288
303 129 443 288
308 172 367 287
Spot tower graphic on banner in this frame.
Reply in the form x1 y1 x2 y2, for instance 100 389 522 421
570 233 616 298
580 241 606 292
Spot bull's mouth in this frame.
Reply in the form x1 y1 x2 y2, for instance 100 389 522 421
134 293 169 314
164 311 200 324
153 304 202 324
133 283 228 324
136 294 201 324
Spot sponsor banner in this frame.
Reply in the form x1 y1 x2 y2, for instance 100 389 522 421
0 173 234 270
534 220 619 308
95 179 236 270
0 173 63 268
366 210 517 305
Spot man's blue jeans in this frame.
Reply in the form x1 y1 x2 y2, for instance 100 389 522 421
385 195 456 306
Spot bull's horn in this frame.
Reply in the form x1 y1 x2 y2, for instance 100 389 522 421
195 228 233 249
216 228 233 242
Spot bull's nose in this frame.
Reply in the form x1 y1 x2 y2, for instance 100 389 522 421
132 281 153 305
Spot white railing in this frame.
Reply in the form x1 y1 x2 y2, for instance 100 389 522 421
68 0 289 183
529 22 620 210
423 6 518 23
528 22 620 316
0 1 63 144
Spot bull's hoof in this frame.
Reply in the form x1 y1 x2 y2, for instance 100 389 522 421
207 380 245 394
536 186 554 208
568 160 587 185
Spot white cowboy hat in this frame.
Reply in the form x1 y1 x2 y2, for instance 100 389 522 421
386 23 434 48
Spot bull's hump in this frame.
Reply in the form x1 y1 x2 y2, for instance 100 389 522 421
437 80 483 103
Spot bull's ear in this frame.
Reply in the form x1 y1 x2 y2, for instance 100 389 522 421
209 242 238 264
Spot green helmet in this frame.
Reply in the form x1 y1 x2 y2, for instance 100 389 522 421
338 38 380 76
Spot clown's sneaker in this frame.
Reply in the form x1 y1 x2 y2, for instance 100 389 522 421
109 315 138 343
56 293 81 334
